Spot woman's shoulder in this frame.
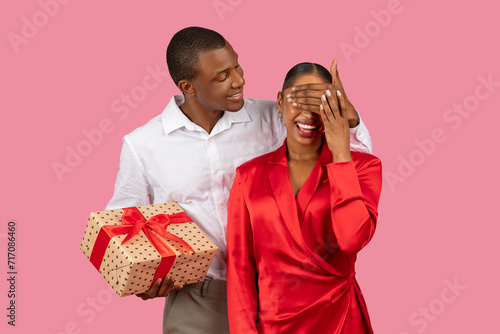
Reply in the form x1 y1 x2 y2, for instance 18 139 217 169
237 150 275 176
237 140 286 177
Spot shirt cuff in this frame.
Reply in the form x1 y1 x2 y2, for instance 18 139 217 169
349 109 361 131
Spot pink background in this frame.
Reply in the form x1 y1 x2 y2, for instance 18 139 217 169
2 0 499 333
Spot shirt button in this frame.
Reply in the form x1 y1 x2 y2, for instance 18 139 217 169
208 138 212 142
212 169 218 175
217 201 223 207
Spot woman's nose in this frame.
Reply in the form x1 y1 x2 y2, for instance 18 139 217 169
301 110 315 119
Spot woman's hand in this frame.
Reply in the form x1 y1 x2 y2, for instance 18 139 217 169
320 89 352 162
288 59 359 128
136 275 183 300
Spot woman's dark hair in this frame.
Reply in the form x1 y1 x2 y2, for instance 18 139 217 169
282 62 332 91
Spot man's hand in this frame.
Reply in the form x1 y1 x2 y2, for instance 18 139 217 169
136 275 183 301
287 59 359 128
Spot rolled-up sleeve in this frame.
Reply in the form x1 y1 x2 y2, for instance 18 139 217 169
349 115 372 154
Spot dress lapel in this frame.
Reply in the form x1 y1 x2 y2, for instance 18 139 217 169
267 142 307 252
296 160 325 226
296 142 333 223
270 140 344 277
296 143 346 276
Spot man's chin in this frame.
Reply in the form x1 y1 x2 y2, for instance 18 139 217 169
225 100 245 112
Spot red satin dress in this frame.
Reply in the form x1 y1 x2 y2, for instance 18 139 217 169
227 140 382 334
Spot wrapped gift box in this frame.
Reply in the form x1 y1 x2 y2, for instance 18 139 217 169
80 202 218 297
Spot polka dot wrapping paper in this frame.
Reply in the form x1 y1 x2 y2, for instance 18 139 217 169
80 202 218 297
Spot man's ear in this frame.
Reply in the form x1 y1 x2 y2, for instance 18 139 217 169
178 80 196 96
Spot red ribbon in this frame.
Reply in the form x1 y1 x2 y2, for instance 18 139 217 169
90 207 195 289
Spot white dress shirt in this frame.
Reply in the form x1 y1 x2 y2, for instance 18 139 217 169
106 95 372 280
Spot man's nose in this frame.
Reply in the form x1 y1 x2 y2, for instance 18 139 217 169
232 71 245 88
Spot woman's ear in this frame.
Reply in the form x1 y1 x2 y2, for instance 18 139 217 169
178 80 196 96
277 91 283 112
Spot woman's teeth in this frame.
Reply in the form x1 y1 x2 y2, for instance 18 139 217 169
297 123 316 132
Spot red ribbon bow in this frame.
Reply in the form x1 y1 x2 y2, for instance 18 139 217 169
90 207 195 290
120 207 195 253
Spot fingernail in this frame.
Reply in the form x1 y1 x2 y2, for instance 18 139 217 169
336 90 341 96
292 102 297 107
286 93 291 98
320 104 323 110
326 90 332 97
287 98 292 102
322 95 326 101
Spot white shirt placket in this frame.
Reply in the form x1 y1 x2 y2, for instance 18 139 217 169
206 136 227 242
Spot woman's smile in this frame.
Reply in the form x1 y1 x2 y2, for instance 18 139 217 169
295 121 322 138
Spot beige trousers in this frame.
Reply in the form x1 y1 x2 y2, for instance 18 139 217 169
163 278 229 334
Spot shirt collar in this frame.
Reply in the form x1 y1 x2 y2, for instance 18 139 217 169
161 95 193 134
213 102 251 134
161 95 251 135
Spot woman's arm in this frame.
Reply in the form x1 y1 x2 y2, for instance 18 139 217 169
327 157 382 254
227 169 260 334
319 88 382 254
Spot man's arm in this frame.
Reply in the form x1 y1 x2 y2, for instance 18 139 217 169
106 136 181 299
349 115 372 153
106 136 150 210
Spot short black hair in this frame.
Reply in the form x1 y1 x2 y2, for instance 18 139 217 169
166 27 226 86
282 62 332 91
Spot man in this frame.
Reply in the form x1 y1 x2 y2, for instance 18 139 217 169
106 26 372 333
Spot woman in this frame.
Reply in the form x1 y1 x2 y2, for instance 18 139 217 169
226 62 382 333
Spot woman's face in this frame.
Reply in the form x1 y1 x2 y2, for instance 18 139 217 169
278 73 329 148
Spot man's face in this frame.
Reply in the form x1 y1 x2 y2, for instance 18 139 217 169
190 42 245 112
